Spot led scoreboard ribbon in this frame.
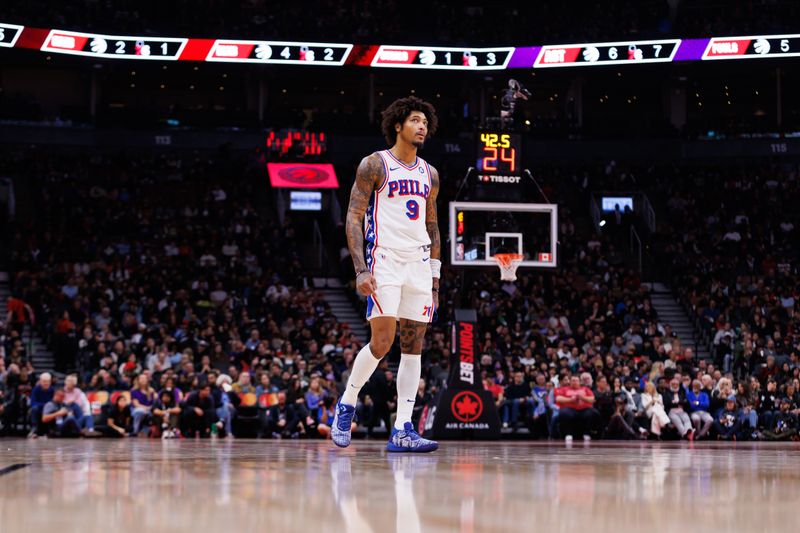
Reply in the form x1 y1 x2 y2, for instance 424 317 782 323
6 21 800 68
207 40 351 65
535 39 681 67
40 29 187 60
702 34 800 60
0 23 23 47
370 45 513 70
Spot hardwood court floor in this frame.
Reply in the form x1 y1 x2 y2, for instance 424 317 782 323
2 439 800 533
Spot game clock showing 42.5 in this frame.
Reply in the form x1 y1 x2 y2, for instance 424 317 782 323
476 132 521 175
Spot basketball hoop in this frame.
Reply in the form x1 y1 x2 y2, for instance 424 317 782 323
493 253 523 282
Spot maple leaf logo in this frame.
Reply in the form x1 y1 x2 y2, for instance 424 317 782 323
451 391 483 423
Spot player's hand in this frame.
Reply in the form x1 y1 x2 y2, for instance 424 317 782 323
432 288 439 311
356 272 377 296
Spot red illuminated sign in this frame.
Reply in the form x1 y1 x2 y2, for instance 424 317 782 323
450 390 484 423
266 130 326 157
705 39 751 57
267 163 339 189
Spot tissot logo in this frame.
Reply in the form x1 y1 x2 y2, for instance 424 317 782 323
479 175 521 184
450 390 483 423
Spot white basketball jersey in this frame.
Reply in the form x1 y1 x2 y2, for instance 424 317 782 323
364 150 432 253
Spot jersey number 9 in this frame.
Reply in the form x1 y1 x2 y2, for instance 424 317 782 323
406 200 420 220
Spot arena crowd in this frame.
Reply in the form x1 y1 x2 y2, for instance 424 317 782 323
2 148 798 441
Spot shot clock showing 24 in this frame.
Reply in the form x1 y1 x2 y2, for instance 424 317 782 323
476 132 522 182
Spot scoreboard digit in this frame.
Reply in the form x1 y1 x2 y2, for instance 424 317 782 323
0 23 24 48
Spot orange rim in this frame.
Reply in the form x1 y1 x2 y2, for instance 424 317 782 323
493 253 523 268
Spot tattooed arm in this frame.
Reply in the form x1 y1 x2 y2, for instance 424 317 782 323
346 153 383 296
426 165 441 292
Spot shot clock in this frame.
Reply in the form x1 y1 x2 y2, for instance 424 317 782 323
476 132 522 182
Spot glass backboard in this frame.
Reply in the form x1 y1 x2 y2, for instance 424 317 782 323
449 201 557 268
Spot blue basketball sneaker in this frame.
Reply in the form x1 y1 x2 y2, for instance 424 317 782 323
386 422 439 453
331 401 356 448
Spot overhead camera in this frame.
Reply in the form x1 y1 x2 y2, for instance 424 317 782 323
487 79 531 131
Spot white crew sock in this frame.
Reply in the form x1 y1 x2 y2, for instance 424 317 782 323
341 343 381 406
394 353 422 430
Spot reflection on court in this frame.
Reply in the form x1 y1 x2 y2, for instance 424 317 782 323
1 440 800 532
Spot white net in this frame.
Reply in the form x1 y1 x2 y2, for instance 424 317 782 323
493 253 523 282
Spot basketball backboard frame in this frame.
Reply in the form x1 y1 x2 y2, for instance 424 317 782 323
449 201 557 268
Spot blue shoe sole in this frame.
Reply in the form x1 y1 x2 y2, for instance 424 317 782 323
386 441 439 453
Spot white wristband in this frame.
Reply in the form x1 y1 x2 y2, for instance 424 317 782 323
430 258 441 279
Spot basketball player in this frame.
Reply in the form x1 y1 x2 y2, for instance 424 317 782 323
333 96 440 452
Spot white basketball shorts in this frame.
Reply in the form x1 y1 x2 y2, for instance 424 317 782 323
365 245 435 323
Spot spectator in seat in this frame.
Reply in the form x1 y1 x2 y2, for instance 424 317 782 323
100 394 132 437
182 383 217 438
710 377 733 416
212 374 239 438
255 372 274 397
267 391 300 439
233 371 255 394
484 376 505 411
28 372 54 438
153 389 182 438
714 396 742 441
502 371 531 430
555 375 599 442
621 378 644 416
529 374 549 437
131 374 157 435
687 379 713 439
604 394 642 439
63 374 98 435
664 377 694 440
762 399 798 441
304 375 328 412
735 381 759 438
593 375 615 429
41 389 80 438
6 291 35 335
641 381 670 437
759 379 780 431
159 376 183 405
